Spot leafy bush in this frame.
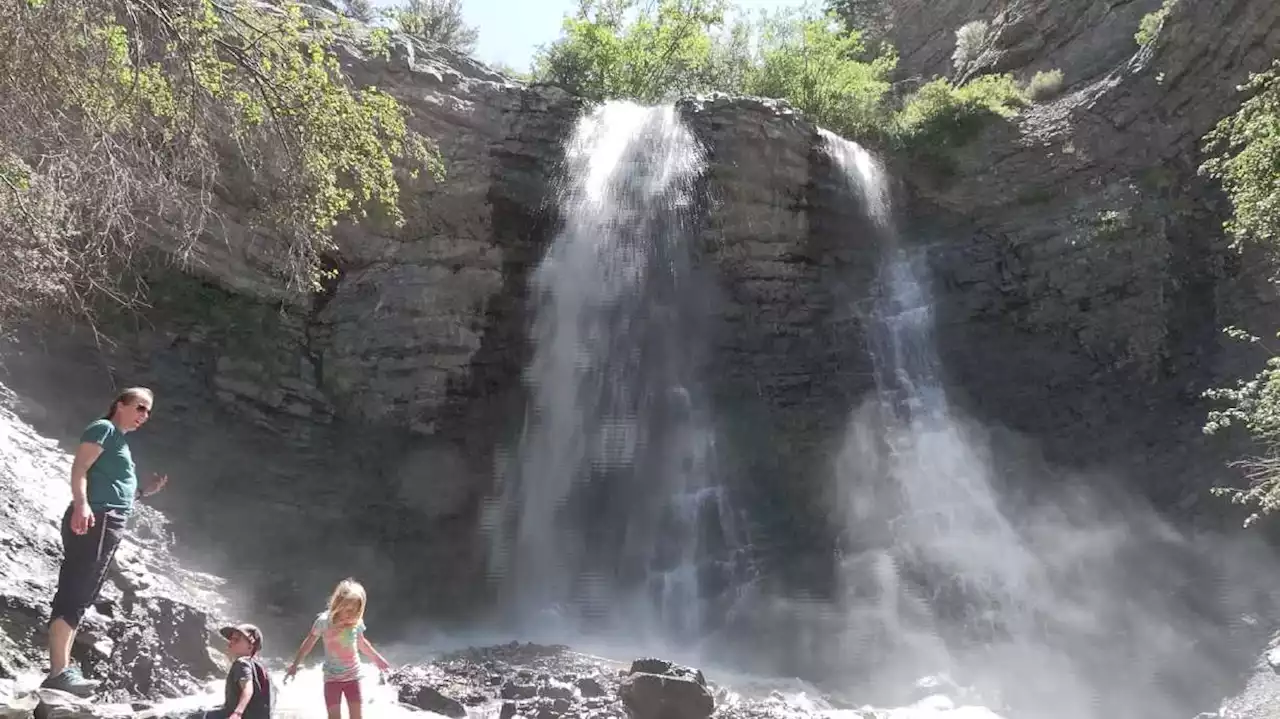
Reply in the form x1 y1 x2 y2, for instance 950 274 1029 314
1202 60 1280 247
888 75 1026 174
531 0 1023 159
895 75 1026 145
1201 60 1280 524
745 12 896 139
825 0 892 54
1135 0 1178 47
391 0 480 53
951 20 989 73
1026 69 1064 101
532 0 738 103
0 0 438 328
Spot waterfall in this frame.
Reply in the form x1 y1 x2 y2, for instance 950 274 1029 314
815 131 1034 696
816 131 1255 718
485 102 739 644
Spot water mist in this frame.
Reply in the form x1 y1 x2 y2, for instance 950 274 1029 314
483 102 741 649
820 130 1280 719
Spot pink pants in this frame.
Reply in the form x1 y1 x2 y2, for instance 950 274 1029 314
323 679 362 708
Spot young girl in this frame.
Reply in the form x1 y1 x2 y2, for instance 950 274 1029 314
284 578 392 719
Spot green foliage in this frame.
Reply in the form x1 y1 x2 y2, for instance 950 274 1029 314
1201 60 1280 524
888 75 1026 174
390 0 480 53
532 0 738 103
824 0 891 55
0 0 439 327
951 19 988 74
745 12 896 139
1026 69 1064 101
1204 329 1280 526
1135 0 1178 47
532 0 1026 166
895 75 1026 146
1202 60 1280 248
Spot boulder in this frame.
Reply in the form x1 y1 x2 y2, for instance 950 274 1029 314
618 659 713 719
0 679 38 719
575 677 606 698
391 665 468 718
33 689 132 719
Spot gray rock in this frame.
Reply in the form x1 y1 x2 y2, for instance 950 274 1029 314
0 679 38 719
503 682 539 700
576 677 606 698
619 659 713 719
33 690 132 719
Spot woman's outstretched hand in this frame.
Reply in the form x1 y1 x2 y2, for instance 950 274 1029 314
284 664 298 683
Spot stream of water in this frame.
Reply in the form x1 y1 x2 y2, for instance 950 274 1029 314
483 101 739 644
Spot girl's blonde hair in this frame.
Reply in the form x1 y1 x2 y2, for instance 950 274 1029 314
327 577 367 628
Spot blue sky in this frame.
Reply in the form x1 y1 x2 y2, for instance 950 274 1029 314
373 0 806 72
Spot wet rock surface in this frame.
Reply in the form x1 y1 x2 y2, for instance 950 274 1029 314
619 658 714 719
389 643 630 719
382 643 1016 719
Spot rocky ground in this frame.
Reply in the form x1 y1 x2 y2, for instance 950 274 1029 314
383 643 1006 719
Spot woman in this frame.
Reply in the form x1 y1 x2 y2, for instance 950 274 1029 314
41 387 169 696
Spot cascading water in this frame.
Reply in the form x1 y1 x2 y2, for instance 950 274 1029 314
484 102 740 644
816 131 1280 719
825 132 1044 647
817 131 1040 700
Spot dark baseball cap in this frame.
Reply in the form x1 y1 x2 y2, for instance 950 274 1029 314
219 623 264 653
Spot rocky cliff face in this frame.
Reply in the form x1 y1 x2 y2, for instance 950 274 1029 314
1 0 1277 638
884 0 1280 506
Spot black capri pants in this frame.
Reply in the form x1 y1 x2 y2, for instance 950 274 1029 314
49 504 127 628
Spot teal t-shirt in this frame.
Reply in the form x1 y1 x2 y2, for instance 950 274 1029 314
81 419 137 512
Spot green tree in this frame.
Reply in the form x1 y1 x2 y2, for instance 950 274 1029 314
1200 60 1280 525
0 0 438 327
825 0 891 54
745 10 896 139
532 0 740 103
391 0 480 54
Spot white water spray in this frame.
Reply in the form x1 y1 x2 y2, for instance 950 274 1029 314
818 130 1280 718
484 102 739 644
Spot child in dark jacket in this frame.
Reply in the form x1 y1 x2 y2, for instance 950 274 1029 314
211 623 273 719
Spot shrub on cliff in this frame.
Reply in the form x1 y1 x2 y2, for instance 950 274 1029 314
532 0 744 103
0 0 439 329
951 20 989 76
893 75 1026 147
744 11 896 140
1135 0 1178 48
390 0 480 53
1201 60 1280 524
533 1 894 134
1026 69 1065 102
